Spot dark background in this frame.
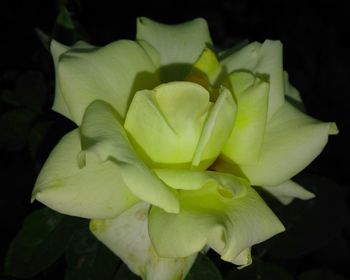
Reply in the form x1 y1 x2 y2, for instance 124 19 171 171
1 0 349 279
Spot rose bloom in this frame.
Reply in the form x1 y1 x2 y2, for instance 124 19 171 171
31 18 337 280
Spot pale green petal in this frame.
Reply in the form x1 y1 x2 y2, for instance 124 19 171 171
80 100 179 213
90 202 196 280
32 129 139 219
136 17 212 81
57 39 159 124
222 72 269 165
192 86 236 169
50 40 95 120
220 102 338 186
260 180 315 205
50 40 71 120
220 40 285 118
124 82 210 169
149 172 284 266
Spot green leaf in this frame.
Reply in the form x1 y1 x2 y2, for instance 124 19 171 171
5 207 81 278
185 254 222 280
65 226 120 280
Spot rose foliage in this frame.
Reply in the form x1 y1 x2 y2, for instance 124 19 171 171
31 18 338 280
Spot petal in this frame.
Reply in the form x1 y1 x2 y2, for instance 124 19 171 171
90 202 196 280
50 40 95 120
220 40 285 119
32 129 139 219
148 172 284 266
185 47 222 89
124 82 210 169
222 72 269 165
260 180 315 205
192 86 236 169
57 40 159 124
80 100 179 213
217 102 338 186
154 169 216 190
136 17 212 81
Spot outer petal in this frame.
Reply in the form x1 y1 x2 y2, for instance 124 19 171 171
215 102 338 186
57 40 159 124
220 40 285 119
149 172 284 266
32 129 139 219
50 40 95 120
90 202 196 280
80 100 179 213
124 82 210 169
260 180 315 205
222 72 269 165
136 17 213 81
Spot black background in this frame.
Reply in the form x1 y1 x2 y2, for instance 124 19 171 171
1 0 349 279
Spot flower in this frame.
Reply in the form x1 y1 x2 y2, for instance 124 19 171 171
31 17 337 280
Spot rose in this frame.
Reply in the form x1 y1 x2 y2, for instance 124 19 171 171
31 18 337 280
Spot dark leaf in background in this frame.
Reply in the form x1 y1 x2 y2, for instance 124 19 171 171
1 71 47 112
185 253 223 280
0 109 37 150
298 268 347 280
5 207 82 278
28 120 54 161
65 226 119 280
113 264 141 280
256 175 348 259
225 260 293 280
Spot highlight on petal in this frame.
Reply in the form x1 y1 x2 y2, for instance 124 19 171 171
80 100 179 213
90 202 197 280
260 180 315 205
57 39 159 124
124 81 211 169
222 71 269 165
148 172 284 267
32 129 139 219
136 17 213 81
220 40 285 118
217 102 338 186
